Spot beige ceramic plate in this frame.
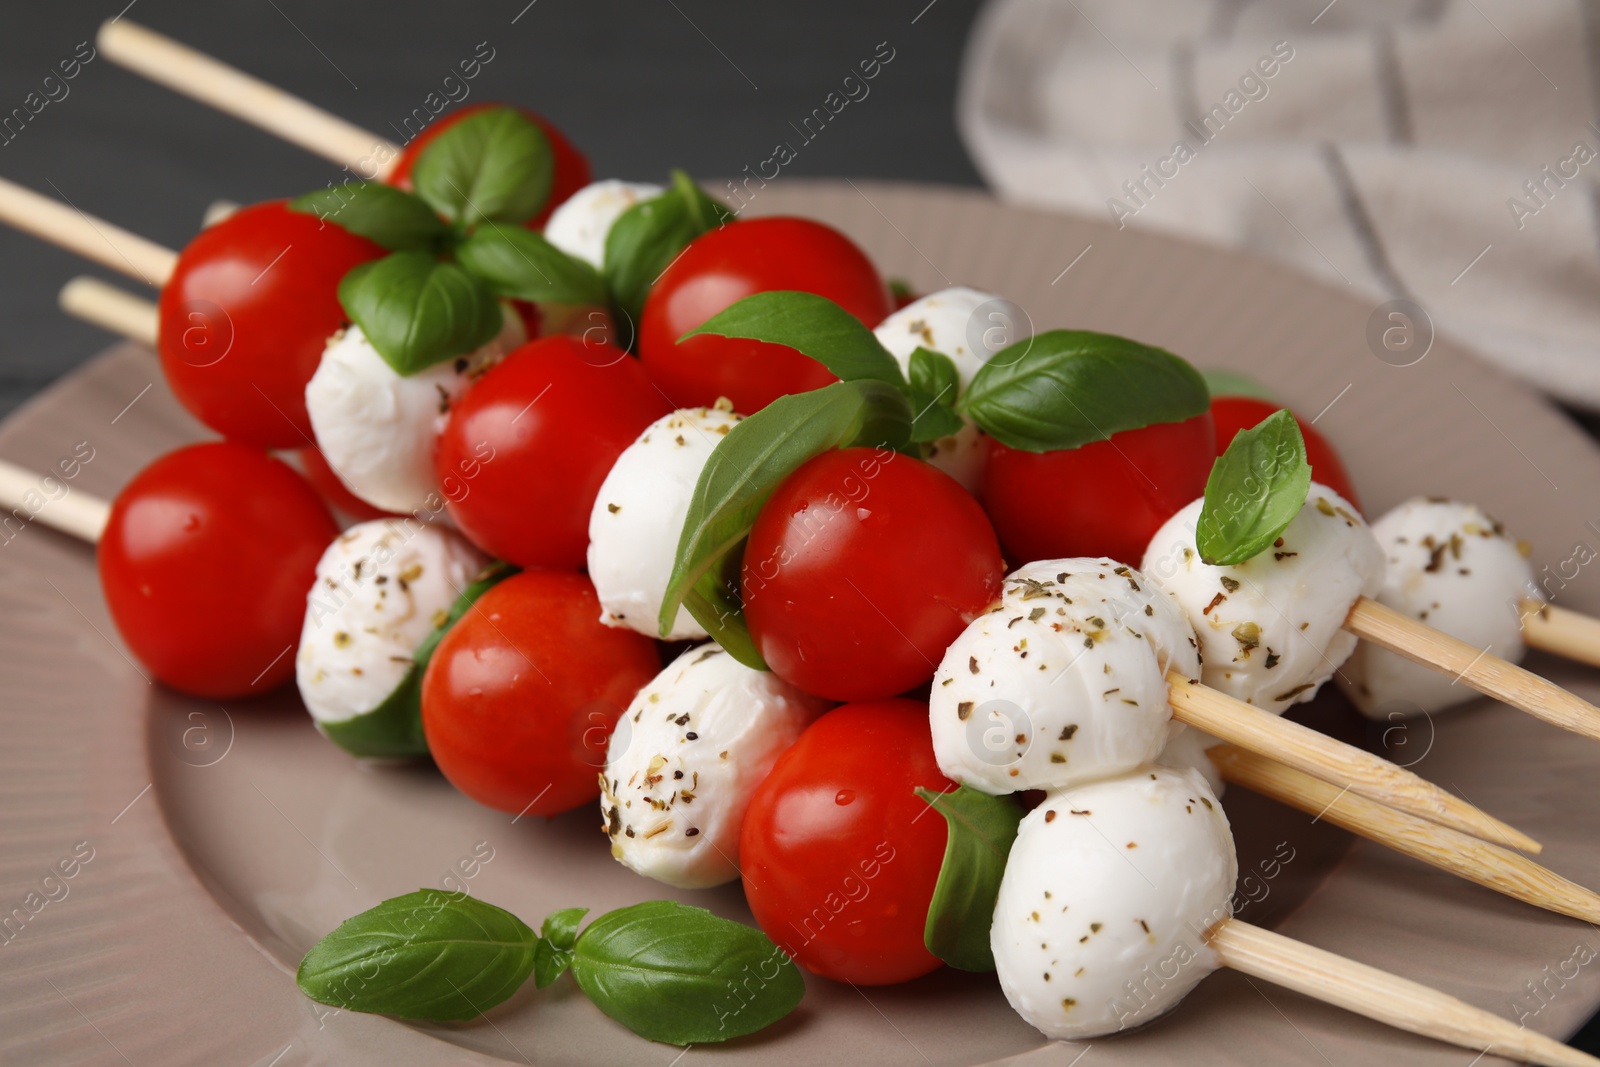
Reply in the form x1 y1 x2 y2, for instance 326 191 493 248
3 182 1599 1067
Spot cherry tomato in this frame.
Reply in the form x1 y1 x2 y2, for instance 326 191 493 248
1210 395 1361 512
421 570 660 816
982 413 1216 567
97 441 339 699
387 103 591 228
157 201 384 449
434 336 669 569
740 698 953 985
742 447 1004 702
639 218 892 414
295 446 395 523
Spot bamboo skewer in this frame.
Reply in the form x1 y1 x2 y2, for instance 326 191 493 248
1522 598 1600 671
0 459 108 542
1206 920 1599 1067
97 20 399 180
1166 672 1539 853
1211 744 1598 921
59 277 158 347
0 178 175 286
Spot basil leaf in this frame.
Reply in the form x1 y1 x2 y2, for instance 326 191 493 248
915 786 1023 972
409 106 553 227
570 901 804 1045
659 379 913 665
961 329 1209 452
531 906 590 989
1202 367 1277 403
457 224 608 306
907 346 966 443
1196 408 1312 566
339 251 504 375
296 890 537 1021
686 291 907 389
289 182 450 251
542 906 588 951
604 170 731 326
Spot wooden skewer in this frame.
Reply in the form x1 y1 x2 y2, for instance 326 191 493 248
0 177 175 286
97 20 400 180
1206 920 1599 1067
0 459 107 543
1347 596 1600 742
1522 597 1600 671
59 277 157 347
1166 671 1540 854
1211 744 1597 921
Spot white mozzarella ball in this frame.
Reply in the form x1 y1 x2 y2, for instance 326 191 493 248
1339 498 1535 719
543 179 664 269
296 519 489 725
600 643 829 888
306 314 524 514
872 287 1028 492
929 558 1200 794
1141 484 1383 712
588 406 743 640
992 766 1237 1041
1157 727 1225 797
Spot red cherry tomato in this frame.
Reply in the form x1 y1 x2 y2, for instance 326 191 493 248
740 698 953 985
97 441 339 699
434 336 669 569
742 447 1004 702
157 201 384 449
421 570 660 816
639 218 892 414
295 446 395 523
982 413 1216 567
1210 395 1361 512
387 103 591 228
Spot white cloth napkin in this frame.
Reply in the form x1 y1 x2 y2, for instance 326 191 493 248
957 0 1600 408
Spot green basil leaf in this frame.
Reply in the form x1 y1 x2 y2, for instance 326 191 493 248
530 905 589 989
960 329 1209 452
570 901 804 1045
1196 408 1312 566
542 906 588 951
409 106 553 226
685 291 908 390
457 223 608 306
659 379 913 664
339 251 504 375
289 182 450 251
1201 367 1277 403
887 277 915 303
296 890 537 1021
915 786 1023 972
907 346 966 443
603 170 732 327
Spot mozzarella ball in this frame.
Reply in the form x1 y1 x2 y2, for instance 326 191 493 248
543 179 664 269
873 287 1028 492
992 766 1237 1041
306 314 524 514
600 643 828 888
296 519 489 726
1157 727 1225 797
1141 484 1383 712
1339 498 1535 719
929 558 1200 794
588 405 743 640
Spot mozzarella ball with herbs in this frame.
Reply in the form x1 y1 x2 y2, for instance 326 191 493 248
296 519 489 729
600 642 829 889
1141 484 1383 712
929 558 1201 794
872 287 1028 492
587 405 743 640
1339 498 1535 719
543 179 664 269
992 765 1237 1041
305 314 524 514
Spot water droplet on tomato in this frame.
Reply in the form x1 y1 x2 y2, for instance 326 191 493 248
835 789 855 806
182 513 201 532
855 508 872 521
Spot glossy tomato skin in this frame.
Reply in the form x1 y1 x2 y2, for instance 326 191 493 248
434 336 669 569
1210 396 1361 512
740 699 953 985
387 103 591 228
97 441 339 699
742 447 1004 702
421 571 660 816
638 218 892 414
982 413 1216 567
157 201 384 449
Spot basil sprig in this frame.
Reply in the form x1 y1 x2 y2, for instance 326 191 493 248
605 170 732 326
686 290 907 389
336 253 506 378
456 224 609 306
290 182 452 251
409 106 554 228
1196 408 1312 565
907 346 965 443
915 786 1023 972
297 893 803 1045
659 379 913 666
